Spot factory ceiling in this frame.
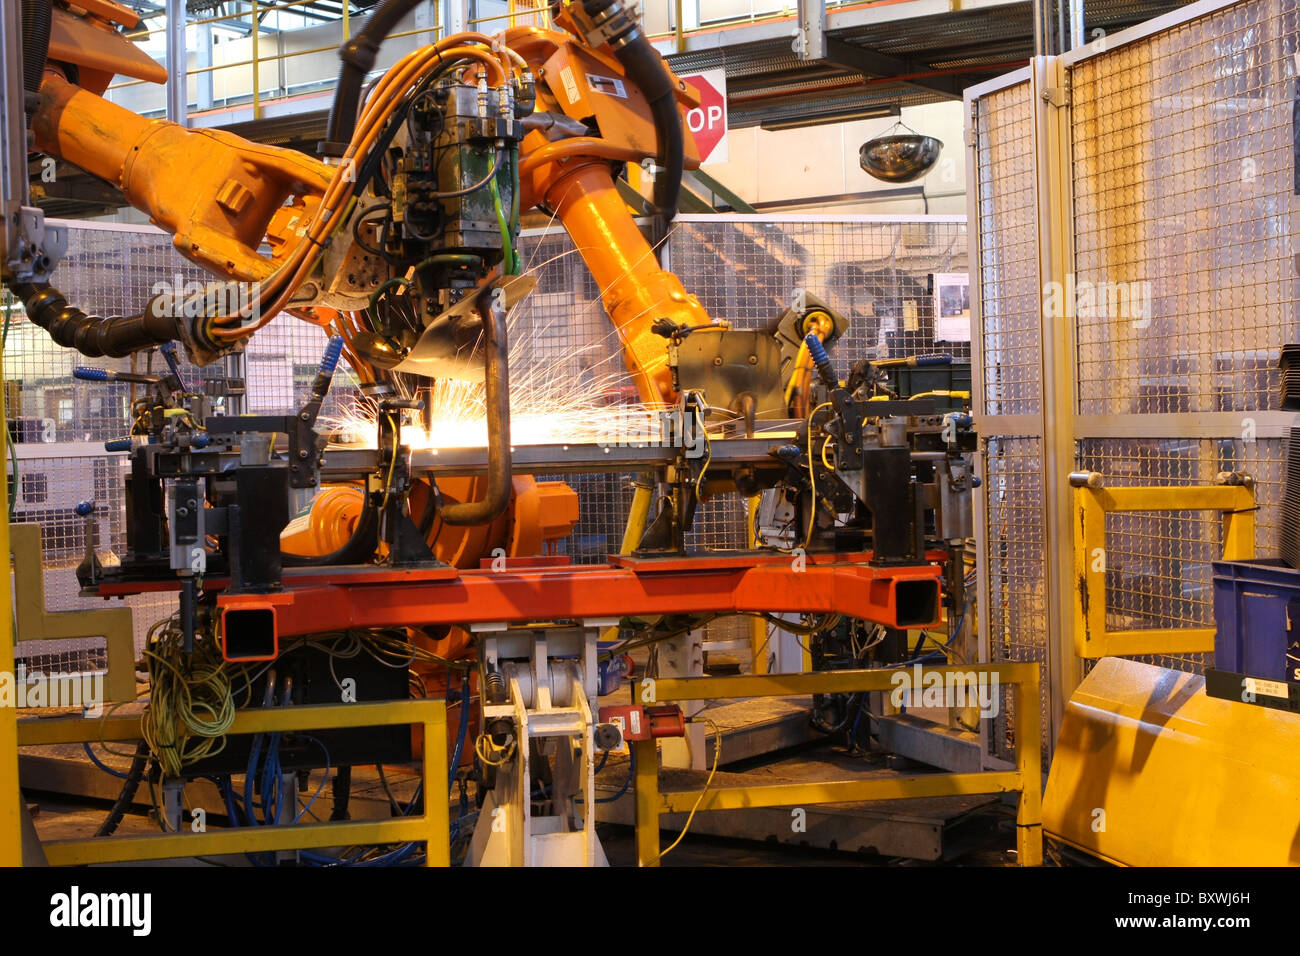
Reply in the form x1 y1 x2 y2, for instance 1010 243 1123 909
32 0 1196 217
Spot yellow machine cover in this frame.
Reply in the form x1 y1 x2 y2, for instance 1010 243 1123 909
1043 656 1300 866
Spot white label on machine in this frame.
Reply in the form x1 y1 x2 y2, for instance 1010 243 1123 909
587 74 627 98
560 65 580 105
629 709 642 736
1244 677 1288 699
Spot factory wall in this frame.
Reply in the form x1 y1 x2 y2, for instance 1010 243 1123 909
700 101 967 214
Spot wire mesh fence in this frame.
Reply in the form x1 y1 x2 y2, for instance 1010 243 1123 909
1072 0 1300 418
970 0 1300 758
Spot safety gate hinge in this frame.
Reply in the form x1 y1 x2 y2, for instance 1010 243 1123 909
1039 83 1071 108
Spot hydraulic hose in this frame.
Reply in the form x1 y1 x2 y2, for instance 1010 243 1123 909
9 283 178 357
20 0 52 112
580 0 684 217
439 293 512 525
324 0 427 150
95 742 150 838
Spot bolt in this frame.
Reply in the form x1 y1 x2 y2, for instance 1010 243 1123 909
298 449 309 459
713 356 723 366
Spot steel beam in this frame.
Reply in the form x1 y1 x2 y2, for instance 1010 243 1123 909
822 37 962 99
165 0 187 125
445 0 469 34
638 663 1041 701
794 0 826 60
658 772 1023 813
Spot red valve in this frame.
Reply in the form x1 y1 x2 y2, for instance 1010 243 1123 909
598 704 686 742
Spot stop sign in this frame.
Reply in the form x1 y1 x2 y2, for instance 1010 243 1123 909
680 69 728 164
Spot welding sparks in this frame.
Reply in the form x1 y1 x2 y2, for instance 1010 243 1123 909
324 297 665 450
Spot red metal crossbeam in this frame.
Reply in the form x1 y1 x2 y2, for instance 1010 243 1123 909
216 557 942 647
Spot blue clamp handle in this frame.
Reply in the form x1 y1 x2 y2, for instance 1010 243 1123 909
159 342 186 389
805 333 838 389
911 353 954 367
74 500 95 517
319 335 344 377
74 367 113 382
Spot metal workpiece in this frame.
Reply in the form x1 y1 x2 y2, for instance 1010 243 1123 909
214 556 943 638
432 286 513 526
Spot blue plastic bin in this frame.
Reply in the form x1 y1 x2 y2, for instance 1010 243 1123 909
1211 558 1300 682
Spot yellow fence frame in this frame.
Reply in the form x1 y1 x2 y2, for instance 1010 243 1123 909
631 663 1043 866
9 523 136 702
15 699 449 866
1072 482 1255 659
1 351 18 866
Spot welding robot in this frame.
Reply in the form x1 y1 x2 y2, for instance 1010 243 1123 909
1 0 978 866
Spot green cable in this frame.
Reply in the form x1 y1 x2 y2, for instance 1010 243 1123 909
509 148 521 274
412 253 482 272
367 276 413 313
490 175 518 277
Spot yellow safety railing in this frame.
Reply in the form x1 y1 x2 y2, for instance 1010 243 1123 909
16 699 450 866
1071 473 1256 659
108 0 443 119
632 664 1043 866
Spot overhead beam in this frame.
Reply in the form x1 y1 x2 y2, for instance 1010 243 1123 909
822 36 963 98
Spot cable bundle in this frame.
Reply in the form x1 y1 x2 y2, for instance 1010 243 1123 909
203 33 525 346
141 614 240 778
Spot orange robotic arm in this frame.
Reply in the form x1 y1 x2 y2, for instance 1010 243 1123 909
30 0 331 285
25 1 713 407
506 20 714 406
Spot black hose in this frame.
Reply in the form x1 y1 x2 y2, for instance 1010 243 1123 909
323 0 427 151
582 0 684 218
20 0 53 112
282 495 380 567
95 741 150 838
9 283 179 357
329 765 352 821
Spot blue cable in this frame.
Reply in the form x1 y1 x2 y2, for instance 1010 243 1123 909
593 747 635 804
292 736 332 824
82 742 130 780
447 672 470 792
244 732 264 826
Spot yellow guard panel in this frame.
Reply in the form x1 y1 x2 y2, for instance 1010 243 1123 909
1043 656 1300 866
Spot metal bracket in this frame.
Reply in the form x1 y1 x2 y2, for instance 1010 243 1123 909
1039 85 1071 108
792 0 826 60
